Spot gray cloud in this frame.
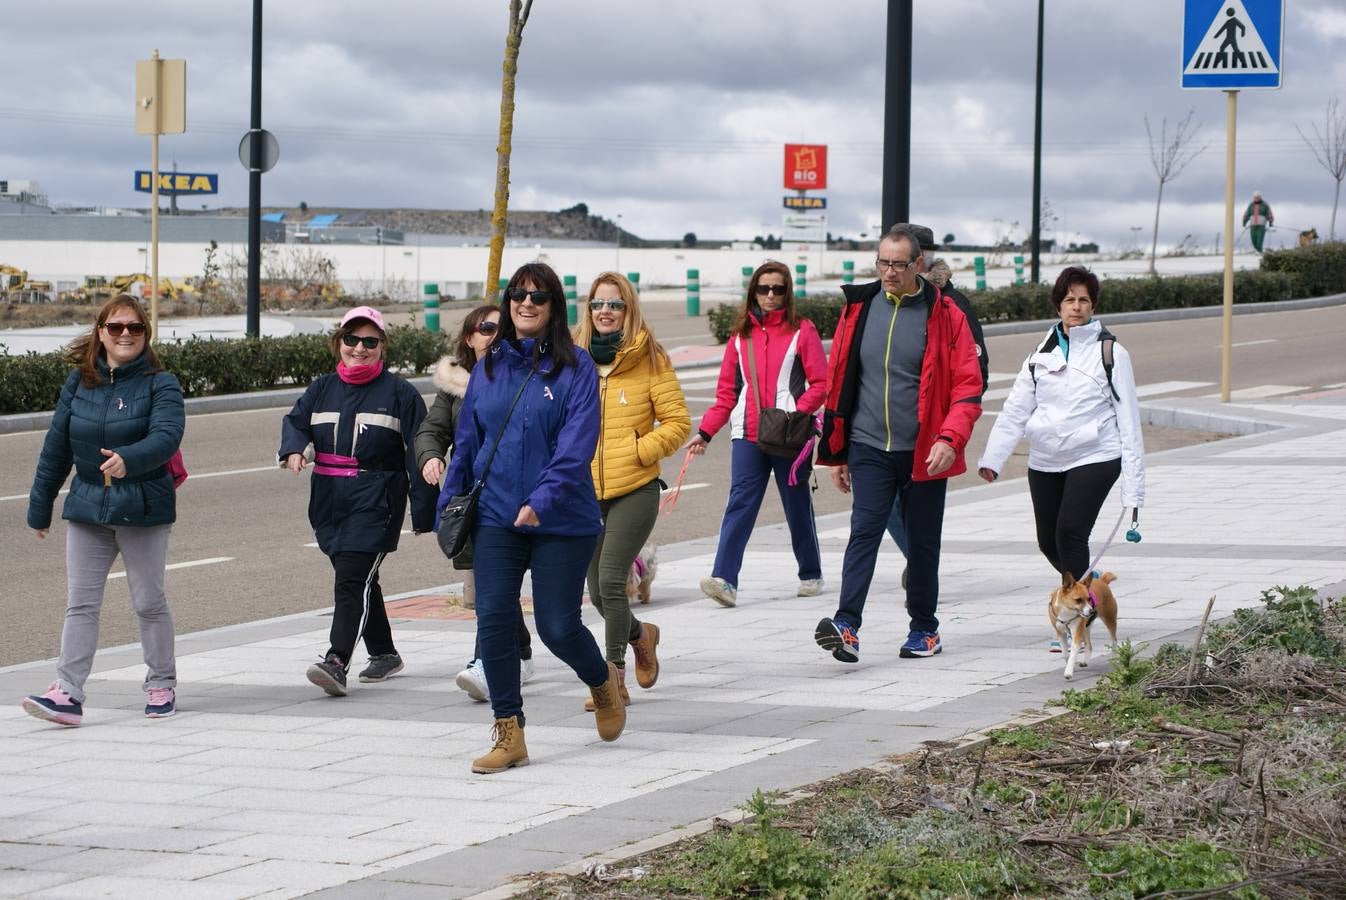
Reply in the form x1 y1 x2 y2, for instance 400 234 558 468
2 0 1341 249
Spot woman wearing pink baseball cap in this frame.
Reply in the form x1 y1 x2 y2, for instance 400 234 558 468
278 306 439 696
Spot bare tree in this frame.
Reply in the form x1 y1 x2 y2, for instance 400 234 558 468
485 0 535 297
1296 97 1346 240
1145 110 1207 275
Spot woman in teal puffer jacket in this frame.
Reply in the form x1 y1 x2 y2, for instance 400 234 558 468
22 295 185 728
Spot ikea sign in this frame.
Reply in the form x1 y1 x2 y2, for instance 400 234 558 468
134 171 219 195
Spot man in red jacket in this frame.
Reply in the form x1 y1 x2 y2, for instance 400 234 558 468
814 225 982 662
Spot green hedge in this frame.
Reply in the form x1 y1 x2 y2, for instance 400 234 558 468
0 325 449 415
705 241 1346 343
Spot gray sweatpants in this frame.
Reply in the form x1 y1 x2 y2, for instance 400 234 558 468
57 521 177 703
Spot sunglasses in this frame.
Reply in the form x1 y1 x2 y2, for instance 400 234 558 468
102 321 147 337
754 284 787 297
506 288 551 305
341 334 383 349
876 258 914 272
474 321 499 336
589 299 627 312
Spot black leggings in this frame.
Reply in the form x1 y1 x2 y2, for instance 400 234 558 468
1027 458 1121 580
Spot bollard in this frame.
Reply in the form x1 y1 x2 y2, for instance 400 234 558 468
741 265 753 294
422 283 440 333
626 272 640 288
842 260 855 285
1013 255 1025 284
795 263 807 299
974 256 987 292
497 277 508 302
686 268 700 316
564 274 578 326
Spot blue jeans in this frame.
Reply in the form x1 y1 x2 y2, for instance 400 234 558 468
473 527 608 723
711 439 822 587
834 443 947 634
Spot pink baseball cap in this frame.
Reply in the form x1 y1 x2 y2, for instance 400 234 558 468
339 305 386 332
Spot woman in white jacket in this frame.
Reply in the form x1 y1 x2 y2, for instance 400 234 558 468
977 267 1145 598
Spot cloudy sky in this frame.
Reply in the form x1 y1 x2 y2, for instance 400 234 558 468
3 1 1344 249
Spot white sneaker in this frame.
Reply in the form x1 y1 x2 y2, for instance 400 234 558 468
797 578 824 597
520 657 536 684
454 659 489 703
699 576 737 608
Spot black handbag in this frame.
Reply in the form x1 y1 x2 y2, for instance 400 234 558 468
745 335 815 458
436 365 535 560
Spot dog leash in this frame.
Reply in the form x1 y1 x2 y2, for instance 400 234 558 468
659 448 696 515
1087 507 1139 575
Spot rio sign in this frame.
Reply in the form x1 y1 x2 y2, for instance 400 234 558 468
783 144 827 191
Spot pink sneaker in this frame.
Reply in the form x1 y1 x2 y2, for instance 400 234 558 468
145 687 176 718
22 682 83 727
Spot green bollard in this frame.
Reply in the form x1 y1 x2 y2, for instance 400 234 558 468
626 272 640 289
564 274 578 326
497 277 508 302
842 260 855 285
974 256 987 292
795 263 807 299
422 283 440 333
686 268 700 316
741 265 753 294
1013 255 1025 285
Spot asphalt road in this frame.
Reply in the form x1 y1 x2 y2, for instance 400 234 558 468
4 304 1345 668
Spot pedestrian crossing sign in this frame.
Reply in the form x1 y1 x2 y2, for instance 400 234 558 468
1182 0 1283 89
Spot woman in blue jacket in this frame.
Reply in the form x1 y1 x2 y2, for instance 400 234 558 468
280 306 438 698
23 295 185 727
439 263 626 774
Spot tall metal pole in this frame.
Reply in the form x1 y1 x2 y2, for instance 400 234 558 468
1030 0 1044 284
1220 90 1238 403
881 0 912 229
150 50 161 339
245 0 263 338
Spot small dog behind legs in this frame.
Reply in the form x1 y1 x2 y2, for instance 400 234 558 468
1048 571 1119 680
628 543 658 604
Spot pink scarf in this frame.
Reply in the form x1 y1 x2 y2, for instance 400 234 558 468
337 360 383 384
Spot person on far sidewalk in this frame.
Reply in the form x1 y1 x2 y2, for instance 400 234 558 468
22 295 185 726
687 261 828 608
816 225 983 663
1242 190 1274 253
279 306 438 697
414 304 537 703
575 273 690 708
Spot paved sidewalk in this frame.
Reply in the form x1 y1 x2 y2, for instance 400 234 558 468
2 390 1344 899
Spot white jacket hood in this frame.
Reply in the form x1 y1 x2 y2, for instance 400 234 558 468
431 355 471 398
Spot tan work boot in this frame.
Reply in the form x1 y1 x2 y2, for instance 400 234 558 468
471 715 528 774
589 662 626 742
461 570 476 610
584 664 630 711
629 621 660 689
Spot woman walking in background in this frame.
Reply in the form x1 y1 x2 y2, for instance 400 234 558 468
687 261 828 608
574 272 689 707
23 295 184 726
280 306 438 696
977 267 1146 649
440 262 625 774
414 304 537 703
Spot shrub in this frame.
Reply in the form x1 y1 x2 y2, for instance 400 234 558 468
0 350 69 415
1262 240 1346 297
1084 839 1253 898
688 790 831 899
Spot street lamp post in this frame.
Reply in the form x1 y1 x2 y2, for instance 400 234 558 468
615 214 623 271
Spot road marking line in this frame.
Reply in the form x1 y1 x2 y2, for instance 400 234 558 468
661 482 709 494
108 557 233 580
1200 384 1309 400
1220 339 1277 348
1134 380 1213 397
1 464 281 502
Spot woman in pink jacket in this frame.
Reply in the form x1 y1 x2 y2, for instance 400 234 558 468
687 261 828 607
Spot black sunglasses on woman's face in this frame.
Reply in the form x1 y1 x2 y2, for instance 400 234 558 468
475 321 499 335
506 287 551 305
754 284 787 297
102 321 147 337
341 334 382 349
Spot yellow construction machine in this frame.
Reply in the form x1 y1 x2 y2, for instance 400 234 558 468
0 264 53 303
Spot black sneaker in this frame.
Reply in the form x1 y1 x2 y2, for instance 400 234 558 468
358 653 404 683
306 653 348 697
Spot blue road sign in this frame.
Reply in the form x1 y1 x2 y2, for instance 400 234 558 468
1182 0 1283 90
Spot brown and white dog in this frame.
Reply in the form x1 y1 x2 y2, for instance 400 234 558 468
1048 571 1119 680
628 543 658 605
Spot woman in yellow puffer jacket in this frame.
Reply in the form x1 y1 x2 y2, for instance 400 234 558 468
574 272 690 706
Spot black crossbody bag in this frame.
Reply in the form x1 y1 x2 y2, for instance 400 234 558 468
745 335 814 458
436 366 535 560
